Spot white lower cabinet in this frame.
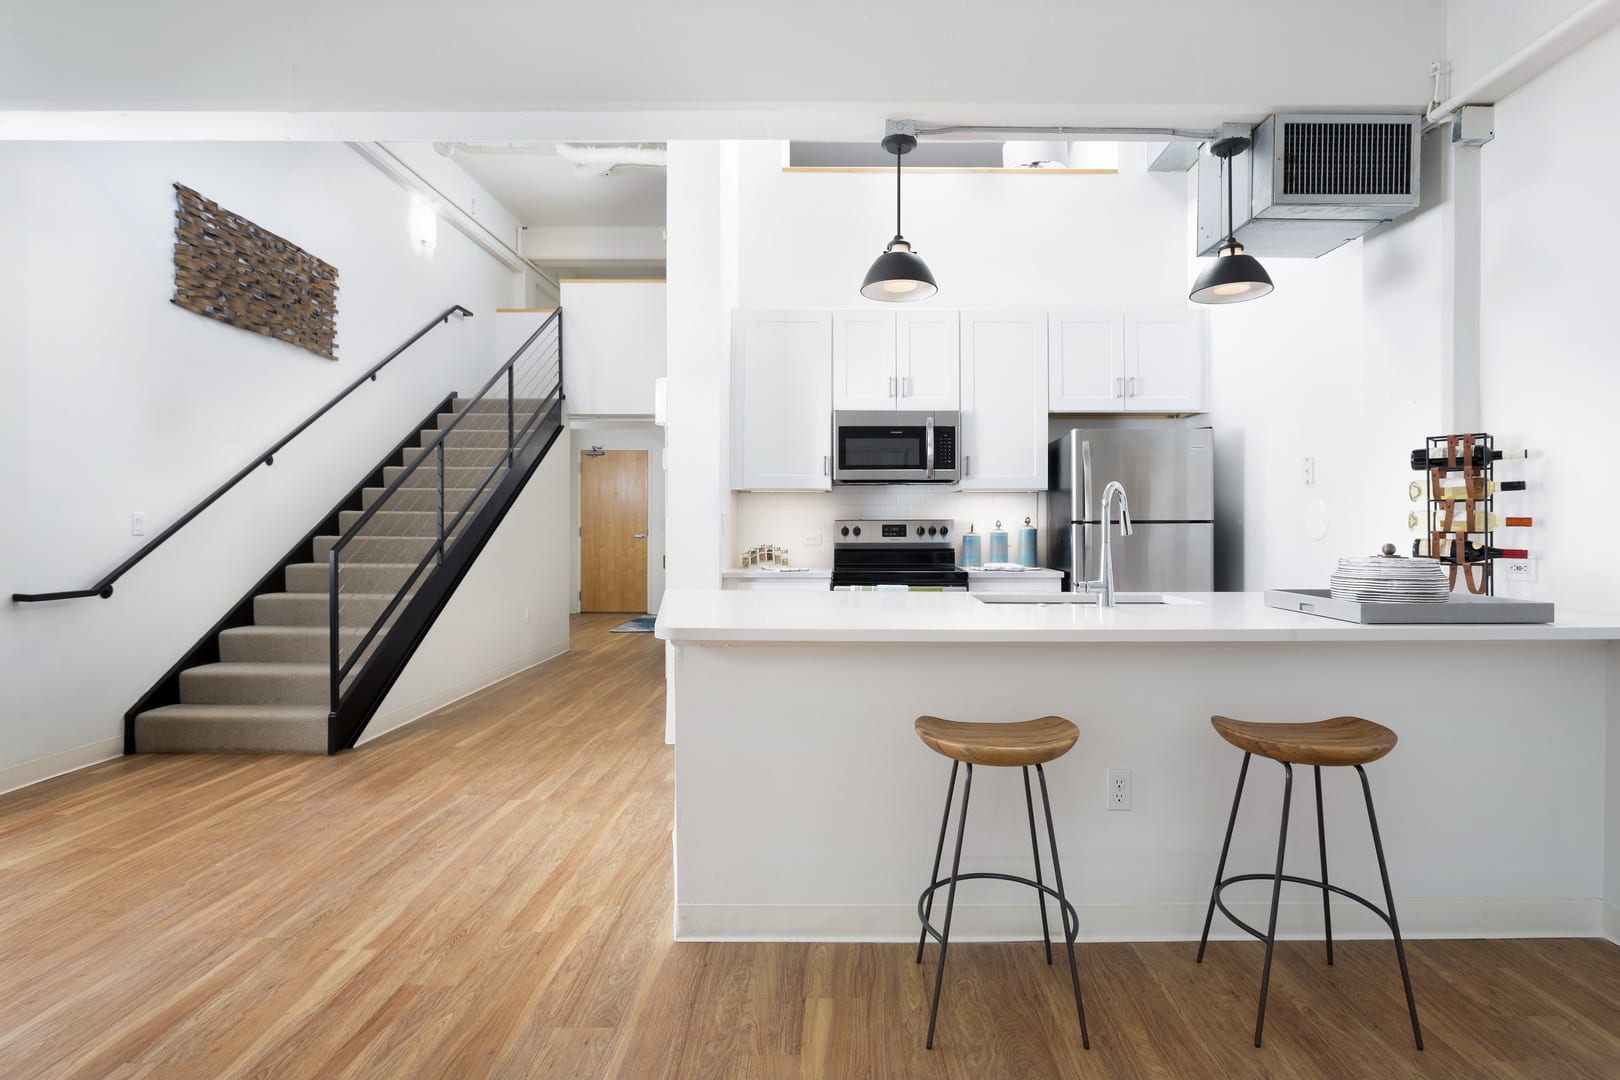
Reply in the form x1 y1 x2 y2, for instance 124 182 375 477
965 569 1063 594
732 310 833 490
959 311 1049 491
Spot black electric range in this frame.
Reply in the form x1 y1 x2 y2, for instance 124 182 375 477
829 519 967 592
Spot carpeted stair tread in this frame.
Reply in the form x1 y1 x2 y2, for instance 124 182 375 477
136 704 328 754
181 662 329 706
219 626 367 663
285 561 419 593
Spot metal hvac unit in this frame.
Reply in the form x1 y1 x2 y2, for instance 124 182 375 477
1197 114 1422 258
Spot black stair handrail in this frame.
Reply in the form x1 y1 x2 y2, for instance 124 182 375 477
327 309 562 718
11 305 476 603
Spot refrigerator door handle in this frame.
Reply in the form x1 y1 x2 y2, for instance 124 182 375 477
1081 439 1093 524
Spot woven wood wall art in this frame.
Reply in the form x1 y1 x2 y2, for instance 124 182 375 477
171 184 340 360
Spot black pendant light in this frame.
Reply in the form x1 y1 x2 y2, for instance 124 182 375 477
861 133 937 302
1190 136 1273 305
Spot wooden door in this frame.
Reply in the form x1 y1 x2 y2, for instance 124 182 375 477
580 450 649 612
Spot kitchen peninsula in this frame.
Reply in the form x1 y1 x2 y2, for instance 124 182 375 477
657 590 1620 944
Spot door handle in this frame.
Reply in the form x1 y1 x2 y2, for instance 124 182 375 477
888 376 896 398
902 376 912 397
824 454 830 476
633 532 647 539
925 414 935 480
1114 376 1123 398
1127 376 1137 396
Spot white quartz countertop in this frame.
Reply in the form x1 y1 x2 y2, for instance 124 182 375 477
655 589 1620 644
965 566 1062 575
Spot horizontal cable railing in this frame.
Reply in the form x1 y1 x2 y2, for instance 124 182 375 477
12 305 476 604
327 309 563 712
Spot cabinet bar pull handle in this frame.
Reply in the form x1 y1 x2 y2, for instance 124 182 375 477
1115 376 1123 398
903 376 911 397
889 376 896 398
824 454 830 476
1128 376 1138 396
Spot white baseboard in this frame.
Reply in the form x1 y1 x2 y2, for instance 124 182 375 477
0 736 124 798
359 642 569 745
1604 902 1620 945
675 897 1605 943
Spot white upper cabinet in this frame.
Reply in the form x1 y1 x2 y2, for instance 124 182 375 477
832 311 897 410
732 310 833 490
959 311 1049 491
1048 311 1126 412
1124 312 1207 413
896 311 961 411
833 310 960 411
1046 309 1207 414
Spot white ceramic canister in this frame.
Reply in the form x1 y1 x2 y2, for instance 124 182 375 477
1015 517 1038 567
987 520 1009 565
960 524 982 568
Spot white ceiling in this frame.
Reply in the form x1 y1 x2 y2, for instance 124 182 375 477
1 2 1445 140
442 145 666 228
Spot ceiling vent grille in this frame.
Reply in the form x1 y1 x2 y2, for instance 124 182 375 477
1282 120 1414 197
1197 114 1422 258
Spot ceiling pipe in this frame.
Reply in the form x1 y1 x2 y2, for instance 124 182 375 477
1426 0 1620 124
912 123 1215 141
554 142 668 178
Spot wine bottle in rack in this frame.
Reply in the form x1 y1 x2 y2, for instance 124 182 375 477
1437 480 1527 497
1409 447 1529 470
1413 538 1529 561
1429 512 1533 531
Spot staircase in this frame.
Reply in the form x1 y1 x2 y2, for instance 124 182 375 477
122 310 564 755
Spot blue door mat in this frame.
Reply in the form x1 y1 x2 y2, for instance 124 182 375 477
610 615 657 633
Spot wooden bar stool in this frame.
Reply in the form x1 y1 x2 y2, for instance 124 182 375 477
913 714 1089 1051
1197 714 1423 1050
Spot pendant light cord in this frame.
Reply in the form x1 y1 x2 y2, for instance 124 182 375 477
895 147 903 238
1223 153 1234 249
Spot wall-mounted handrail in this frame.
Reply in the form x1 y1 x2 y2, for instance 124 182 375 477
11 305 475 603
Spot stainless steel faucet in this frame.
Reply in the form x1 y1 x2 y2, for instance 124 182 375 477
1093 481 1133 608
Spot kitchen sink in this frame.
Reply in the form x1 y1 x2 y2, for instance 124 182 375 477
972 592 1172 605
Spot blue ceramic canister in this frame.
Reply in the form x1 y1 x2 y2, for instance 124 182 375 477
987 520 1009 565
1015 517 1038 567
960 524 982 568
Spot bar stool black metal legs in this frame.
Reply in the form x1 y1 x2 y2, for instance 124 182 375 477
913 715 1089 1051
1197 716 1424 1051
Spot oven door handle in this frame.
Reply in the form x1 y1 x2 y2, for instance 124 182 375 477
925 415 935 480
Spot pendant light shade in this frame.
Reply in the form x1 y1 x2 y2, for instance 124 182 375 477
861 134 937 302
1190 136 1273 306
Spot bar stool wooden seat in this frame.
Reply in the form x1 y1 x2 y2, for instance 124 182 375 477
913 714 1089 1051
1198 714 1423 1050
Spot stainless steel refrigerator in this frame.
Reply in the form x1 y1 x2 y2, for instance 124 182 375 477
1047 427 1215 592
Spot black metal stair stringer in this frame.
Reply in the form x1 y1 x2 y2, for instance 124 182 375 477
327 403 566 752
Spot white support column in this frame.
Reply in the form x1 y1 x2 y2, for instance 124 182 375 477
1439 137 1484 432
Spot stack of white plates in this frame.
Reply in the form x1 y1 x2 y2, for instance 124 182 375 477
1329 556 1450 604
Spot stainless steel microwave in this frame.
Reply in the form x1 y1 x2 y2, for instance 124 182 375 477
832 410 960 484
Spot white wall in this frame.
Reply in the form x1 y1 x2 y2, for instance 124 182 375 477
664 142 739 592
0 141 520 790
363 445 571 742
569 423 667 613
559 280 667 417
1476 21 1620 615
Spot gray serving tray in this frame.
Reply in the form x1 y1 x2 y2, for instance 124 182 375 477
1265 589 1555 624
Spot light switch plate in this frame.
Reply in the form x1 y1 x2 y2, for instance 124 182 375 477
131 512 146 536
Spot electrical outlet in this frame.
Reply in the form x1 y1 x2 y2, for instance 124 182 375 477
1503 558 1536 582
131 512 146 536
803 532 823 547
1302 457 1316 487
1106 768 1132 811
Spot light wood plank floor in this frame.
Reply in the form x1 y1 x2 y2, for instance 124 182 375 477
3 613 1619 1078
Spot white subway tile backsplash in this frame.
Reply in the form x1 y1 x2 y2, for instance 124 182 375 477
734 489 1043 570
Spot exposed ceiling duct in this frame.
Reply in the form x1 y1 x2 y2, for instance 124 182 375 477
554 143 668 178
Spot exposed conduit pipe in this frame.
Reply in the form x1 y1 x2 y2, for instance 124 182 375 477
554 142 667 178
913 123 1215 141
1426 0 1620 124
